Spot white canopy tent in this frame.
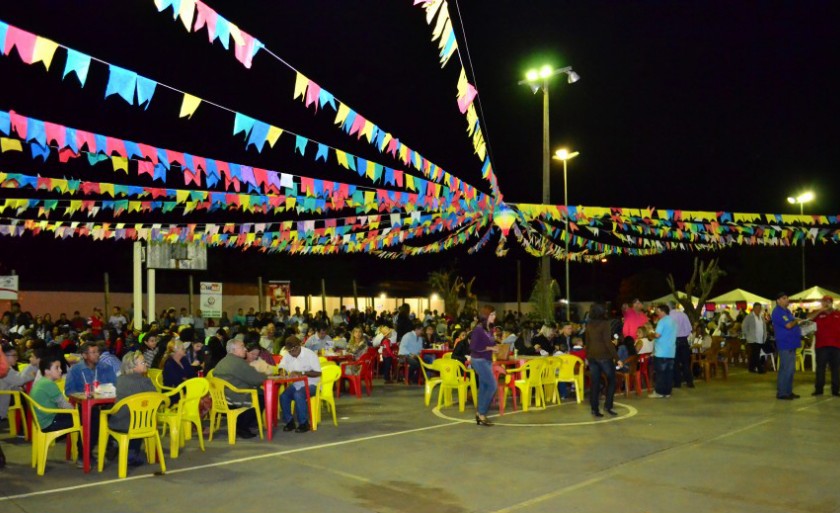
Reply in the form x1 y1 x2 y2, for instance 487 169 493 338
789 286 840 302
708 288 771 306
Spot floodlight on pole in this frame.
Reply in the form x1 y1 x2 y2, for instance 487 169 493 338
518 63 579 323
552 148 580 321
787 191 815 290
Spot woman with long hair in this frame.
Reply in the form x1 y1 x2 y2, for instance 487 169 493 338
469 305 499 426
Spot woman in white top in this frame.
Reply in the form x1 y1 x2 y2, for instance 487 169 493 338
634 327 654 355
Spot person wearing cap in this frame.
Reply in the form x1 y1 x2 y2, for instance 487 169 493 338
742 303 770 373
806 296 840 396
772 293 803 400
278 336 321 433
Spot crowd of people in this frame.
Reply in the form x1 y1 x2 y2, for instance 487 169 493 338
1 290 838 468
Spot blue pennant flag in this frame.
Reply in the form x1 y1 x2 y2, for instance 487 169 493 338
105 65 138 104
30 142 50 161
294 135 307 156
315 143 329 162
0 110 10 136
135 76 157 109
62 49 91 87
246 121 270 152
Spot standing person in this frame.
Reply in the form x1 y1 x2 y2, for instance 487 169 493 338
622 299 649 341
650 304 677 399
807 296 840 396
742 303 769 373
469 305 498 427
585 304 622 417
772 293 802 400
669 301 695 389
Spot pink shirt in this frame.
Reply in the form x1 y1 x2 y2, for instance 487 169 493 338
623 309 649 340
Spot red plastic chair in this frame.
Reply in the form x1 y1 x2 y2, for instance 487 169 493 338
338 352 375 398
636 354 652 393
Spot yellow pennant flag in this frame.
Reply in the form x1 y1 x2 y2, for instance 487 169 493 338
100 183 115 197
293 72 309 101
1 138 23 153
266 125 283 147
32 37 59 70
334 103 350 125
179 0 196 31
228 23 245 46
179 93 201 119
111 156 129 173
335 150 351 169
176 190 189 203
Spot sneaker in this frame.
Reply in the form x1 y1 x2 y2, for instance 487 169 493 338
282 421 296 432
76 459 85 469
295 423 310 433
606 409 618 416
649 392 665 398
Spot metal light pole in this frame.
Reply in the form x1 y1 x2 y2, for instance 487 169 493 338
554 149 579 321
519 65 579 315
787 191 814 291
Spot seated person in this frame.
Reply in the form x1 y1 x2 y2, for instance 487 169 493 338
0 342 37 420
246 343 276 376
213 338 267 439
109 351 156 466
397 322 424 384
374 325 396 383
569 337 587 361
616 336 637 372
29 354 83 463
304 326 332 353
450 330 470 366
161 340 198 392
634 327 654 355
531 324 556 356
278 336 321 433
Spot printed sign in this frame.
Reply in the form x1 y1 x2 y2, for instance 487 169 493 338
0 276 19 300
199 282 223 318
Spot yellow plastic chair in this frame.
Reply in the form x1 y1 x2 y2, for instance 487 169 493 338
501 359 546 411
442 353 453 359
313 365 342 428
418 358 444 407
207 377 263 445
436 360 473 412
98 392 167 478
21 393 80 475
147 369 163 392
556 355 585 404
206 368 214 378
157 378 209 458
0 390 30 438
541 356 562 404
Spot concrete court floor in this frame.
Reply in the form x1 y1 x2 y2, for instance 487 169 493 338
1 367 838 513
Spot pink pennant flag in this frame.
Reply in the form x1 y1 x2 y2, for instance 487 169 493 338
137 160 155 177
191 156 206 175
349 114 366 137
304 80 322 110
9 111 27 139
457 83 478 114
193 1 218 41
394 170 404 188
44 122 66 147
106 137 127 157
137 143 158 163
253 167 268 187
166 149 185 166
76 130 96 152
4 26 36 64
184 169 201 186
233 33 259 69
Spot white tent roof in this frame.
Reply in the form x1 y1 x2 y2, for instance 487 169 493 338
789 286 840 301
708 288 771 305
648 291 700 306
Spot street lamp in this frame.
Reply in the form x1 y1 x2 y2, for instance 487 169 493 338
786 191 814 290
553 148 579 321
519 64 579 316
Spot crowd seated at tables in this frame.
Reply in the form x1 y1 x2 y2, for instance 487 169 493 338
0 296 822 470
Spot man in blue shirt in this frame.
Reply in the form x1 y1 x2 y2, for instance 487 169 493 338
64 341 118 464
771 292 802 400
651 304 677 398
398 322 424 384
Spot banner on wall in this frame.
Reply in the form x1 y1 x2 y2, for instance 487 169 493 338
0 276 19 300
199 281 223 318
267 281 291 314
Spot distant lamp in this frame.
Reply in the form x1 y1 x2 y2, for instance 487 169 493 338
553 149 580 162
787 197 796 204
567 71 580 83
539 65 554 78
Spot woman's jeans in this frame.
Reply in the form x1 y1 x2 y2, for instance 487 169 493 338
588 358 616 412
471 358 497 416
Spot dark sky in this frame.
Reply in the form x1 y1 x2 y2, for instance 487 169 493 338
0 1 838 302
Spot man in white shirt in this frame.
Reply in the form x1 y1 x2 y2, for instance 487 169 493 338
742 303 769 373
278 336 321 433
108 306 127 333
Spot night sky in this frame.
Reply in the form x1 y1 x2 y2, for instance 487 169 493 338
0 1 838 302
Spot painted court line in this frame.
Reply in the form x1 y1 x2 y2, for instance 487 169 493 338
0 420 461 502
